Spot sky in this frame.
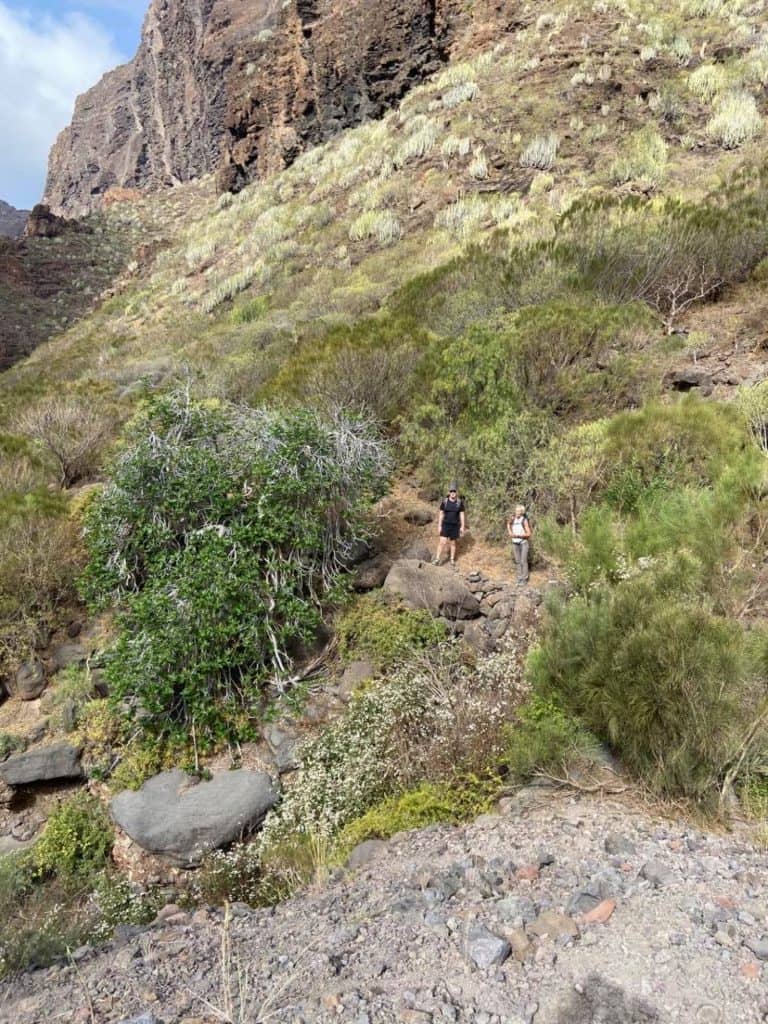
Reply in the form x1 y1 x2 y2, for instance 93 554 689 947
0 1 146 209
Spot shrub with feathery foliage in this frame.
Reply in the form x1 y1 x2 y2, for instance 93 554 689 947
529 568 768 805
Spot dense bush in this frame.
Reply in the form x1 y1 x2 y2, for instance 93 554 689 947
262 641 526 842
563 191 768 331
403 302 653 530
266 317 430 428
529 570 768 804
533 397 762 532
33 792 113 880
335 779 496 854
337 592 443 670
81 390 390 744
503 695 599 782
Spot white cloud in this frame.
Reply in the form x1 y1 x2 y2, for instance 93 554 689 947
0 4 125 208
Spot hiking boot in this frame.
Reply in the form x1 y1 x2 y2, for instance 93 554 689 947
431 558 442 566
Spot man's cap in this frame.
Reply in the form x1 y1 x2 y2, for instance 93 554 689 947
448 482 458 492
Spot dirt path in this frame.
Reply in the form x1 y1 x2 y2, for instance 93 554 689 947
376 479 553 589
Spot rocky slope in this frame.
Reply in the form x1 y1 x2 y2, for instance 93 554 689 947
2 789 766 1023
0 201 28 239
43 0 514 216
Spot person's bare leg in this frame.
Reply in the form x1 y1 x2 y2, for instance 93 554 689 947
434 537 446 564
450 539 457 565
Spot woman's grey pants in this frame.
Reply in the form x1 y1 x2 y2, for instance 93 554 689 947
512 540 529 583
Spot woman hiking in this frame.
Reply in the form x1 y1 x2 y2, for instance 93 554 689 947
507 504 532 585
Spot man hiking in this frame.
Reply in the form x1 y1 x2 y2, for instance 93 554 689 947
507 503 532 585
433 483 466 569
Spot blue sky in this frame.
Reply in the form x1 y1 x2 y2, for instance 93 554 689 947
0 1 146 208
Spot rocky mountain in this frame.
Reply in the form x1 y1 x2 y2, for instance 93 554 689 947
0 201 28 239
43 0 510 216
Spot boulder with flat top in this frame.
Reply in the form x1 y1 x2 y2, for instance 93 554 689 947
383 559 480 620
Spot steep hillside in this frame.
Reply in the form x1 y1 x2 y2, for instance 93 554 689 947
0 202 28 239
1 0 768 994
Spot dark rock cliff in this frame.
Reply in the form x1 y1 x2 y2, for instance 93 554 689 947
44 0 516 216
0 201 29 239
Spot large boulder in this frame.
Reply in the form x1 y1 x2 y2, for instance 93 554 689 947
110 769 279 867
14 660 46 700
0 741 82 786
383 560 480 620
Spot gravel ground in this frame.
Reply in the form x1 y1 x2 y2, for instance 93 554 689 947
2 787 766 1024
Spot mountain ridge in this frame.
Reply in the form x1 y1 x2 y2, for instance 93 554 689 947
43 0 510 217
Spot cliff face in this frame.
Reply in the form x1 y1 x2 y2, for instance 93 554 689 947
0 201 29 239
44 0 514 216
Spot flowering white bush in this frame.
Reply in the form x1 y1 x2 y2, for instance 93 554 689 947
260 639 530 844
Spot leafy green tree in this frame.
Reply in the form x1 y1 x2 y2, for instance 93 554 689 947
81 389 389 744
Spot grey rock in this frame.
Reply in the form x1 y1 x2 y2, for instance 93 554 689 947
110 768 278 867
402 540 434 562
51 642 87 671
604 834 637 857
118 1015 161 1024
464 925 510 969
462 621 496 654
263 722 300 773
14 661 46 701
354 556 392 592
384 560 480 620
0 835 35 855
745 937 768 961
0 741 82 786
496 895 538 927
665 368 713 392
347 839 388 869
338 660 375 700
640 860 675 887
488 619 509 640
489 600 514 621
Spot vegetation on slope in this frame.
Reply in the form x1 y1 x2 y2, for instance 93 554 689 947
2 0 768 964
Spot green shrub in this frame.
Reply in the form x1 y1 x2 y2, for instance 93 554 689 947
0 875 98 978
262 641 526 842
337 593 443 669
267 316 430 427
93 873 161 938
0 732 26 759
33 792 113 880
707 91 762 149
80 391 390 744
45 666 95 734
503 695 599 781
336 778 496 855
230 295 269 325
609 128 667 187
564 192 768 331
402 302 652 531
529 573 768 803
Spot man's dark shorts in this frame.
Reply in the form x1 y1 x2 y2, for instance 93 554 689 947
440 523 461 540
